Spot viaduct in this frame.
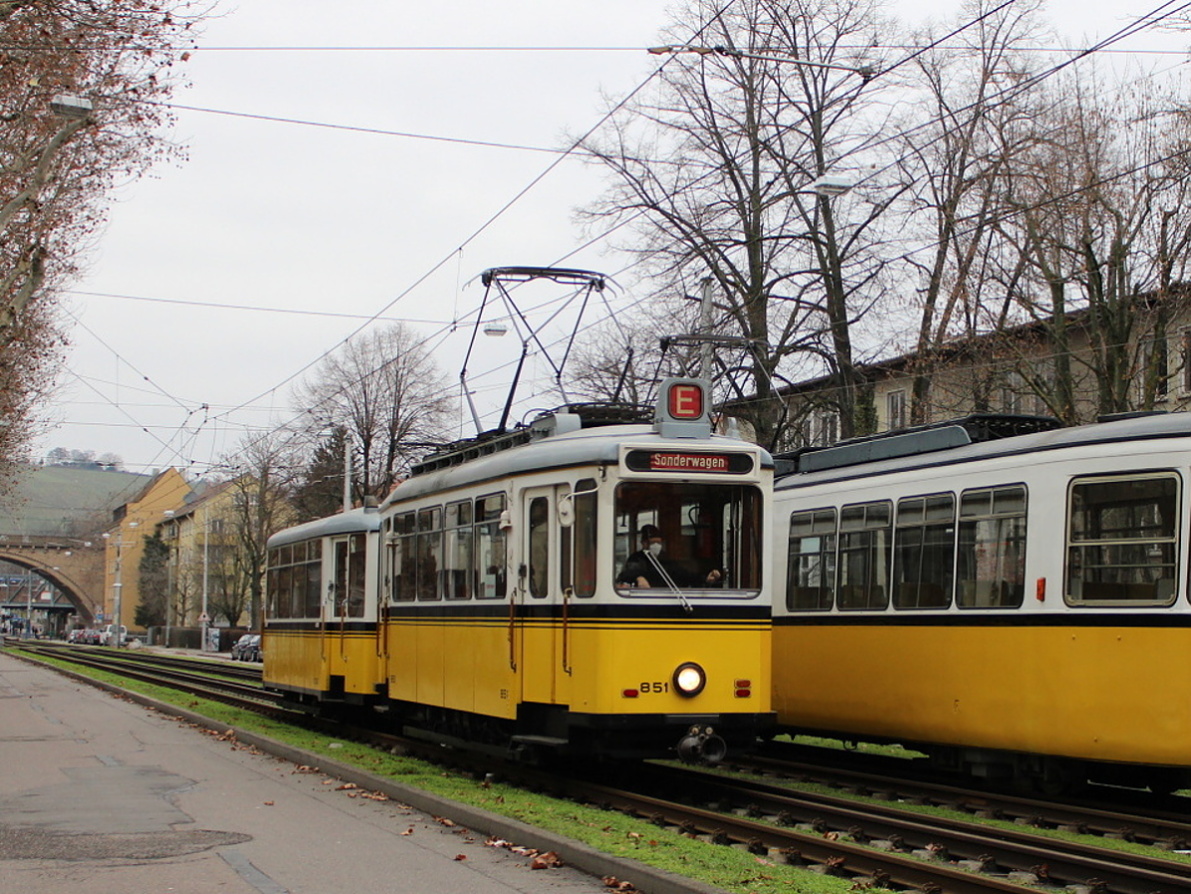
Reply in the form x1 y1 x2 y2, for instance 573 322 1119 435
0 535 105 624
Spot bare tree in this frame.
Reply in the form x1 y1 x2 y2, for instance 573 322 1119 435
995 64 1191 421
581 0 898 448
292 324 453 502
894 0 1049 424
223 433 298 630
0 0 201 476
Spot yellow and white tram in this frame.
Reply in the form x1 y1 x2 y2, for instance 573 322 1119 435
263 507 383 706
264 378 774 762
772 412 1191 790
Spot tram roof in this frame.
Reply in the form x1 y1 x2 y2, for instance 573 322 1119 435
775 410 1191 490
267 505 381 549
382 423 774 509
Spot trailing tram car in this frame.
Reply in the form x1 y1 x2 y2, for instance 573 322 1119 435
772 411 1191 792
264 378 774 763
263 506 383 707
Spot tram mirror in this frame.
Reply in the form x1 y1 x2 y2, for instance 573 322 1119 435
557 499 575 528
499 509 512 530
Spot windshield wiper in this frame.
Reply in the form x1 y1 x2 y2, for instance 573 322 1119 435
645 551 693 613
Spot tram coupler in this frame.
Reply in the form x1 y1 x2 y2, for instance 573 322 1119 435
676 724 727 765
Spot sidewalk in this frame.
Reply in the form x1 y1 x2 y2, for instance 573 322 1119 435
0 651 629 894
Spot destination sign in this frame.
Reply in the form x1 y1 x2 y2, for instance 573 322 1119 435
625 450 753 474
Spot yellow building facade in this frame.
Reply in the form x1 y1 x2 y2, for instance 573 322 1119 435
102 468 192 633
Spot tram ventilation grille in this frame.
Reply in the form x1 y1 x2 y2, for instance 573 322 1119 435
410 403 652 476
564 402 652 427
776 412 1061 476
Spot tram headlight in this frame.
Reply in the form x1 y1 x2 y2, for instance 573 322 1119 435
673 662 706 698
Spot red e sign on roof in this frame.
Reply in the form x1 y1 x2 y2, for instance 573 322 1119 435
668 382 704 420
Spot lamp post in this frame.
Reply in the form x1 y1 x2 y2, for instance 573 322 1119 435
201 502 210 651
24 565 32 639
101 522 138 646
162 509 177 647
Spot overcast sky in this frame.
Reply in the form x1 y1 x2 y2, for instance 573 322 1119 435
38 0 1190 476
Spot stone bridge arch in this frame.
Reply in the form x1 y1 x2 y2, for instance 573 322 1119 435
0 537 105 624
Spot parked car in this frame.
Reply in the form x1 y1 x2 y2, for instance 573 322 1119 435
231 633 260 662
100 624 128 646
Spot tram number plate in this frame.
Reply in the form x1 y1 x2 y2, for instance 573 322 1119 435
639 681 669 694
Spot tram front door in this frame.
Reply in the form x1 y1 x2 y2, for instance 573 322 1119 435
517 487 559 705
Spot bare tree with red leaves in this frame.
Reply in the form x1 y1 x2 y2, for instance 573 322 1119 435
0 0 203 484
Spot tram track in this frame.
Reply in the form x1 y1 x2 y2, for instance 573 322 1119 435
730 745 1191 849
8 640 284 712
627 761 1191 894
10 640 1191 894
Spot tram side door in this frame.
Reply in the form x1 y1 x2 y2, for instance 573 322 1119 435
517 487 558 705
327 534 364 670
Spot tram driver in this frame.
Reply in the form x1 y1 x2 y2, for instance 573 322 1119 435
617 524 723 589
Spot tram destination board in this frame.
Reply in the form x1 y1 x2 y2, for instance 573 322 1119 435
624 450 754 474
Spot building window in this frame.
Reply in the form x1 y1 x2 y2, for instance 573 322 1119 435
1001 372 1025 415
886 389 906 431
1182 330 1191 393
1140 336 1169 400
816 411 838 446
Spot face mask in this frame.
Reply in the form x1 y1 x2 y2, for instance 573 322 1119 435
648 541 663 557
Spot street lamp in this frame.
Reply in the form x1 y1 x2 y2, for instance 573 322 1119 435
202 502 211 651
50 94 93 119
807 172 856 197
101 521 138 646
163 509 176 647
24 565 32 639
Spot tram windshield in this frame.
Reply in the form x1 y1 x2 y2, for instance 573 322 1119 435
613 482 762 593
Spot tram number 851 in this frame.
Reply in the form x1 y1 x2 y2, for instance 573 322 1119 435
640 681 669 693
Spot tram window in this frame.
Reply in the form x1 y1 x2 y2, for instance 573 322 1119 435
444 501 473 600
389 513 416 602
266 564 278 618
561 479 598 598
346 533 367 617
1066 474 1179 606
276 565 293 617
303 558 321 617
528 497 550 598
892 494 955 609
957 486 1026 609
267 540 326 619
474 494 506 600
787 508 836 611
416 507 442 601
614 482 763 591
837 501 892 610
266 549 280 618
